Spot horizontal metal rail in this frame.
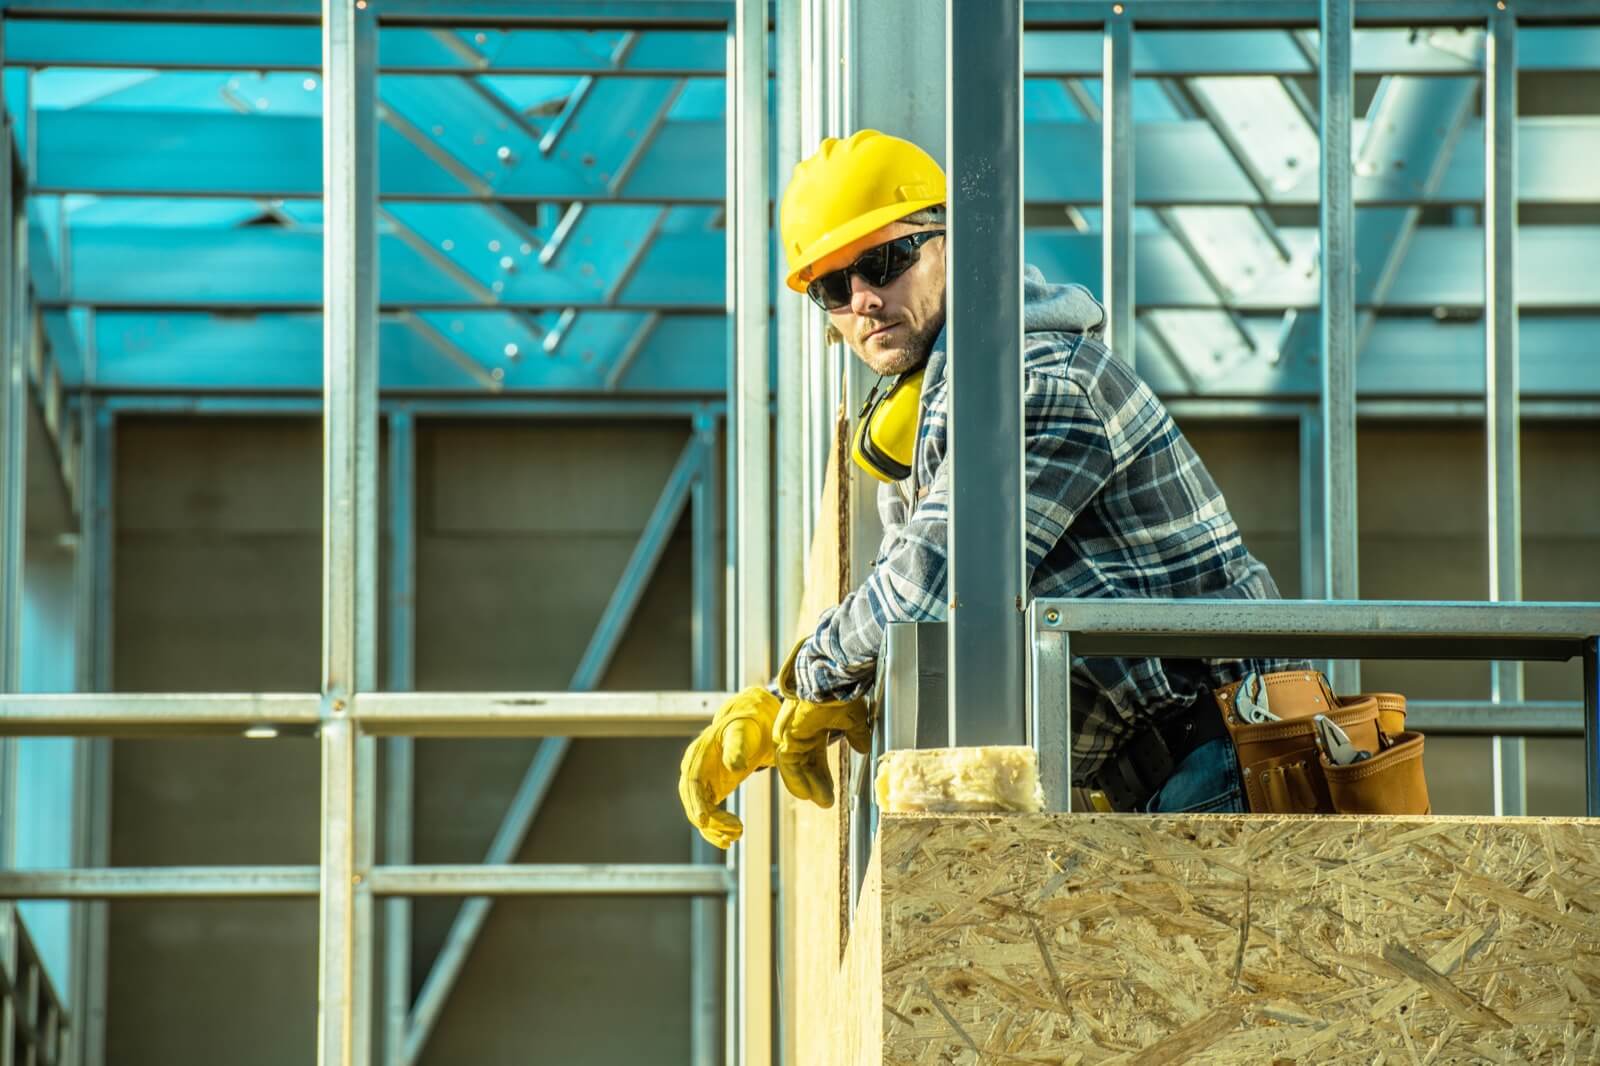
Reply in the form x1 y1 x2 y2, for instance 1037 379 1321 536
1407 700 1583 737
1029 598 1600 816
0 694 322 736
1023 0 1588 24
0 691 729 737
80 394 1600 424
1035 599 1600 661
352 692 726 737
369 864 732 896
0 864 735 900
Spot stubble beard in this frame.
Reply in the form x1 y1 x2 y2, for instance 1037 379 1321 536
859 318 940 377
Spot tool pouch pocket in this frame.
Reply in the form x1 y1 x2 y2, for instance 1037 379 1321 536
1224 697 1382 815
1321 730 1431 815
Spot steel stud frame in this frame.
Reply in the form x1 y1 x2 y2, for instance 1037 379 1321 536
0 8 771 1066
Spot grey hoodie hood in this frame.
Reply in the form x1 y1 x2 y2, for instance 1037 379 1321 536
1023 264 1105 337
919 265 1105 395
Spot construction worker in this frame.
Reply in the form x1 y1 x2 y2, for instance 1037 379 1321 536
679 129 1296 848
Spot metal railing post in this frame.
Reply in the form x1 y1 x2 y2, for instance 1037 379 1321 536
1485 7 1526 817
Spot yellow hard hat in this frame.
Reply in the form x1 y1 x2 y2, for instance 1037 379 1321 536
779 129 946 294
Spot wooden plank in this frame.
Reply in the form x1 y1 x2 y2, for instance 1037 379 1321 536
783 414 879 1066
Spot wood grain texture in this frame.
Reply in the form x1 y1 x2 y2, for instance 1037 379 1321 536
782 417 879 1066
877 813 1600 1065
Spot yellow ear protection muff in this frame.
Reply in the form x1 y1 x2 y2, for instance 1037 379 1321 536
851 367 925 483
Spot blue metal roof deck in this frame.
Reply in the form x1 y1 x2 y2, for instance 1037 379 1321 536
6 15 1599 398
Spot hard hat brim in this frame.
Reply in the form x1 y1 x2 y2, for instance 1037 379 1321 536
782 196 947 294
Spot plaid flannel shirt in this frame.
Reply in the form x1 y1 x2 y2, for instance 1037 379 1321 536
789 268 1290 781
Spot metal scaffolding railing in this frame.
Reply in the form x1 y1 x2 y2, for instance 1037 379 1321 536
931 0 1594 824
1028 599 1600 815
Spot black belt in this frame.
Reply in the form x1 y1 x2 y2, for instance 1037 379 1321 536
1081 688 1229 812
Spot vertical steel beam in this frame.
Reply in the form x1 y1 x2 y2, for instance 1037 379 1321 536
730 2 771 1064
1 24 24 1064
1484 9 1526 817
775 0 806 654
0 9 21 756
381 412 415 1066
1102 14 1135 365
69 405 111 1066
796 0 837 552
850 0 944 153
1319 0 1360 694
945 0 1026 747
320 2 378 1064
845 0 945 589
690 417 722 1066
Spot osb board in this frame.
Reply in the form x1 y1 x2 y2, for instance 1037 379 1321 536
877 813 1600 1065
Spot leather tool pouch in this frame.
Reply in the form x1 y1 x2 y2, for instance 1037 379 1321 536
1217 672 1431 816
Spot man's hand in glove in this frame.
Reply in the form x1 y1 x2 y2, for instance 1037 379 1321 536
678 686 781 849
772 695 871 809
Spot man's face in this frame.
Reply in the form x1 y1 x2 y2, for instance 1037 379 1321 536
809 221 946 376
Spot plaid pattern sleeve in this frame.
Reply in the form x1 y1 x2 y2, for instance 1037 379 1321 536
789 327 1293 780
789 332 1116 702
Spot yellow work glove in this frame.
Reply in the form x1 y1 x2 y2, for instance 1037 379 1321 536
772 638 873 808
773 695 872 809
678 686 781 849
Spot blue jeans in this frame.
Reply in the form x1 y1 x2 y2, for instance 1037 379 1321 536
1140 737 1245 814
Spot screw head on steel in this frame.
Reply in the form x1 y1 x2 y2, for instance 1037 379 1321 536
1044 608 1061 626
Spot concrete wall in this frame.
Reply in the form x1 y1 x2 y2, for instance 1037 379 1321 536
110 418 323 1065
107 416 717 1066
409 420 711 1066
1180 419 1599 817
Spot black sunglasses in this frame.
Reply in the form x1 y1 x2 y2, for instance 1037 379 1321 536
805 230 945 311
